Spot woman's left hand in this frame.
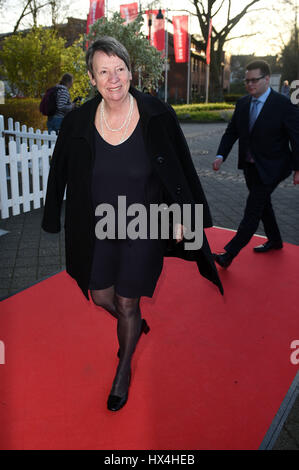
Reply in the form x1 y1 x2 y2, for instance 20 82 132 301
293 170 299 185
174 223 186 243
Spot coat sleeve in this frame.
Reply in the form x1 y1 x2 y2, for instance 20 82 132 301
164 104 213 228
216 105 239 160
41 113 72 233
164 104 223 294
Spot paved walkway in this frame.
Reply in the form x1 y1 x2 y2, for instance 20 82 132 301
0 122 298 449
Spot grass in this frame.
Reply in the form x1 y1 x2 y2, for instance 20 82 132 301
172 103 235 122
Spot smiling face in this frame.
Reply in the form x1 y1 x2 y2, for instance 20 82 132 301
88 51 132 105
245 68 270 98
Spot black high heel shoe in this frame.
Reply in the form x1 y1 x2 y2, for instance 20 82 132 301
117 319 150 358
107 370 131 412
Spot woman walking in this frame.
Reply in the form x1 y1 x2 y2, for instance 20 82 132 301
42 37 222 412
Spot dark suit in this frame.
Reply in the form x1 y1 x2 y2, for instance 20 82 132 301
217 88 299 257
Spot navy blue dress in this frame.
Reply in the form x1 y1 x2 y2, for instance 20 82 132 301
89 120 165 298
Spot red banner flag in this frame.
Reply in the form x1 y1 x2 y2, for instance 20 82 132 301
146 10 165 52
120 3 139 24
173 15 189 63
206 19 212 65
86 0 105 34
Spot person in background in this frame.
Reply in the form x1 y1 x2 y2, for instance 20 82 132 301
212 60 299 269
47 73 75 134
280 80 290 98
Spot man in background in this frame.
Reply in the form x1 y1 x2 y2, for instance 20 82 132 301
212 60 299 268
280 80 290 98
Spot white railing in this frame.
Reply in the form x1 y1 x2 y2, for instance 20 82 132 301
0 115 58 219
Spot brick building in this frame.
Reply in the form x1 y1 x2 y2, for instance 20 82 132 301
56 17 87 47
159 33 230 103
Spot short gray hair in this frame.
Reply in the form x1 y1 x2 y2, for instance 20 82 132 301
86 36 131 77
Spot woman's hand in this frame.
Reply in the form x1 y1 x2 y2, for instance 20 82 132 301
293 170 299 185
174 223 186 243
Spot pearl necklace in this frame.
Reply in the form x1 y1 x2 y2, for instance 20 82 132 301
100 94 134 145
102 93 133 132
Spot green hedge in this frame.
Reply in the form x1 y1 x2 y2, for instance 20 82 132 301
0 98 235 128
173 103 234 112
0 98 47 130
223 94 243 103
172 103 234 122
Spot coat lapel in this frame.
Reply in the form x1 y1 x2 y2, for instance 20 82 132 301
129 86 169 144
242 95 251 136
71 93 101 164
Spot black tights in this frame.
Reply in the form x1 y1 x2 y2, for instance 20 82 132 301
91 287 142 396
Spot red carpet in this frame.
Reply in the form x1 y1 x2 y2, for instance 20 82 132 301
0 227 298 450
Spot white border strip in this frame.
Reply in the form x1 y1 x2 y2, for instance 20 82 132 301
259 371 299 449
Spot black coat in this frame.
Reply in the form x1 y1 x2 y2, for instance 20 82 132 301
217 89 299 185
42 87 223 298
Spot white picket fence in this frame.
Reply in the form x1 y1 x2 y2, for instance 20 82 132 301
0 115 58 219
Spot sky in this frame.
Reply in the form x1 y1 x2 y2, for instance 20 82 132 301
0 0 295 56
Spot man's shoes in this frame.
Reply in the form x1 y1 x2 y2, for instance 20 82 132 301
213 251 234 268
253 240 283 253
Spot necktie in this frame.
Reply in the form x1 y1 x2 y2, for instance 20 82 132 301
249 98 260 132
246 98 260 162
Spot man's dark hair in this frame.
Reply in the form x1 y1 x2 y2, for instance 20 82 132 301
246 60 271 77
60 73 73 86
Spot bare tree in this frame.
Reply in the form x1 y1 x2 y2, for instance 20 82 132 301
13 0 49 33
13 0 29 32
49 0 65 27
278 0 299 81
189 0 266 99
13 0 68 32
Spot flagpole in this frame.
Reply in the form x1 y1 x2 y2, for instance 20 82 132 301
138 1 142 89
186 14 191 105
205 19 212 104
164 8 168 102
205 64 210 104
